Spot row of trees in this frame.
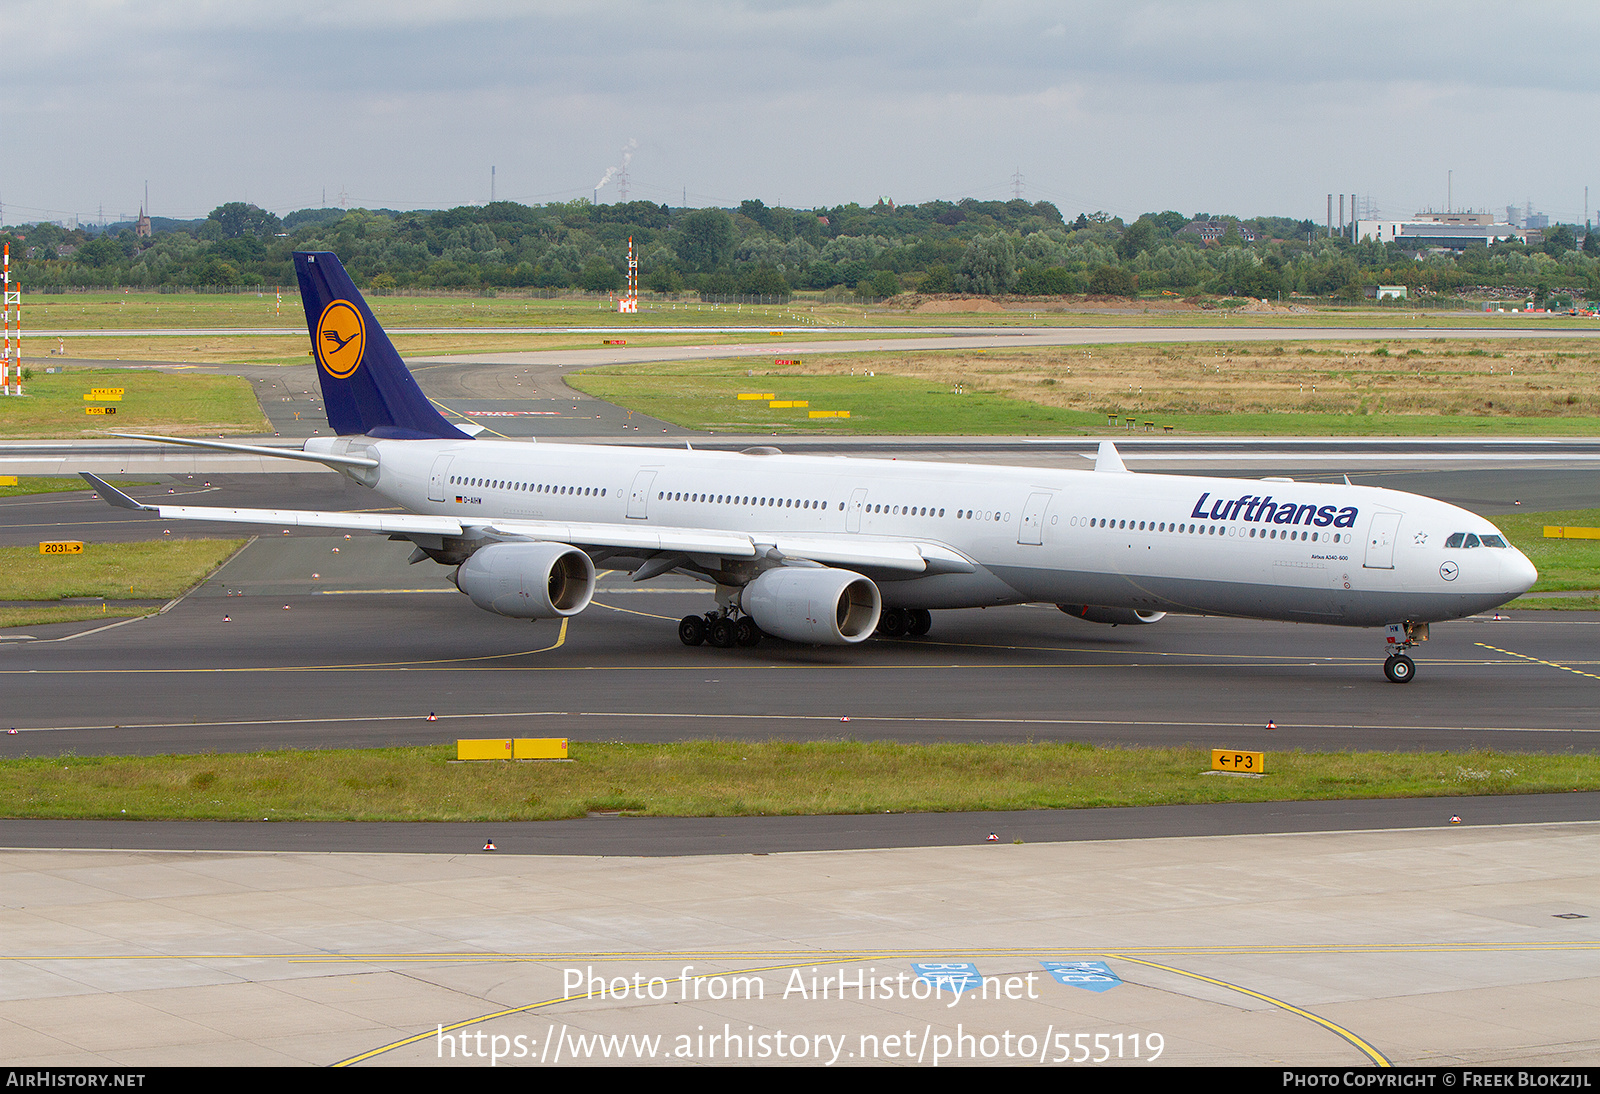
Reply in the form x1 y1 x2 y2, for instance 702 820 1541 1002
4 198 1598 303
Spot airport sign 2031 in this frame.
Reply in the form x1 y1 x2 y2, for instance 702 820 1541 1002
39 541 84 555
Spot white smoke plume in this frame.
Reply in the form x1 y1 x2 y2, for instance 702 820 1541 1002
595 139 638 194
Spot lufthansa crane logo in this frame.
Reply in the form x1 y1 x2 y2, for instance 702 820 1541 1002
315 300 365 379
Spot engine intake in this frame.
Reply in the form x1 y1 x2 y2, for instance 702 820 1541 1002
455 542 595 619
742 567 881 645
1057 603 1166 626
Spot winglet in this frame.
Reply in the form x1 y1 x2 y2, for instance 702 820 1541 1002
80 473 158 511
1094 440 1130 473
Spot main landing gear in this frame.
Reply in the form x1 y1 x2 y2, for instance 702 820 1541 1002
1381 621 1428 684
679 611 762 649
875 607 932 638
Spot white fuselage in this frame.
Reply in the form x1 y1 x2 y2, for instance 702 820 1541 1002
331 435 1537 629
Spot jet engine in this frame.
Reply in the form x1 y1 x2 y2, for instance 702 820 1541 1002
1057 603 1166 626
454 542 595 619
741 567 881 645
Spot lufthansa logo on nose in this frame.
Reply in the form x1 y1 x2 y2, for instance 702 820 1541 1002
315 300 365 379
1440 561 1459 581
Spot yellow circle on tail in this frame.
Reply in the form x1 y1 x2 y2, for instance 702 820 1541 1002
316 300 365 378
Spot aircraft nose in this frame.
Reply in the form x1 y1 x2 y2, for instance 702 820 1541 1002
1503 549 1538 596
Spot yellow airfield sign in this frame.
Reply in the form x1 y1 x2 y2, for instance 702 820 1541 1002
1211 749 1265 773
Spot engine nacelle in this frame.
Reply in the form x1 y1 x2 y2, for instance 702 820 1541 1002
1057 603 1167 626
454 542 595 619
742 567 881 645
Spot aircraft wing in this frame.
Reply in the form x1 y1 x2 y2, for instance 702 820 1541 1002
487 519 758 558
81 474 970 574
487 520 969 573
145 504 466 536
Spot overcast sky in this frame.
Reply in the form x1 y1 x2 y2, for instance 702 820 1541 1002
5 1 1598 228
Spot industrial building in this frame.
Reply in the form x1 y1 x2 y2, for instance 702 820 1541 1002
1355 211 1528 250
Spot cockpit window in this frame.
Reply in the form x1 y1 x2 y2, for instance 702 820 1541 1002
1463 534 1481 548
1480 535 1507 548
1445 533 1464 548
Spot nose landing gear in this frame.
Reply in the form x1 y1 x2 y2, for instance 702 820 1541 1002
1382 621 1428 683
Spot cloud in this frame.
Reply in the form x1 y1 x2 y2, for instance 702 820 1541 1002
4 1 1598 221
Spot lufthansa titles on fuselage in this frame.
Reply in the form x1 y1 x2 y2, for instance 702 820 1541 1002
1188 492 1358 529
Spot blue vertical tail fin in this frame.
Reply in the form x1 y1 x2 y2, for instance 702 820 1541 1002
294 251 470 440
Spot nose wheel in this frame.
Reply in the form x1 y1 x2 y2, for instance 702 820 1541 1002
1383 654 1415 683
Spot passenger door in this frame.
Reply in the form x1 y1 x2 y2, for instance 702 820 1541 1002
1018 492 1052 545
627 470 658 519
427 455 454 503
846 488 868 533
1364 511 1402 569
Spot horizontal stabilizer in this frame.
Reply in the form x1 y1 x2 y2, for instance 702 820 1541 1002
112 433 378 469
1094 440 1130 473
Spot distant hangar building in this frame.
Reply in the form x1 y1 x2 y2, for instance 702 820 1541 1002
1356 211 1527 250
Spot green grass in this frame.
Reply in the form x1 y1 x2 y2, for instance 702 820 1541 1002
0 367 268 438
0 604 151 628
44 327 906 367
24 289 1600 333
569 362 1108 434
1104 412 1600 437
25 292 837 332
0 742 1593 821
567 356 1600 436
1511 596 1600 610
0 539 246 601
1495 509 1600 591
0 476 152 498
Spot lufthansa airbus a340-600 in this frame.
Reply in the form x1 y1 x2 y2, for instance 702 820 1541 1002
83 251 1537 682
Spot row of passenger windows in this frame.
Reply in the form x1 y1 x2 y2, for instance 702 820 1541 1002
451 476 605 497
449 481 991 520
870 504 946 517
1075 516 1345 544
661 492 830 509
1446 532 1508 548
660 494 958 519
